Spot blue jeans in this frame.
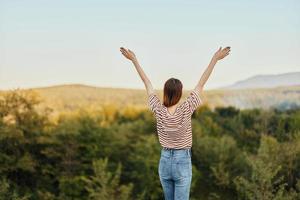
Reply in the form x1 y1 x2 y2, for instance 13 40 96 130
158 148 192 200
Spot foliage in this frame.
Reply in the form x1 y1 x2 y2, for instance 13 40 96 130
0 90 299 199
83 158 133 200
234 135 300 200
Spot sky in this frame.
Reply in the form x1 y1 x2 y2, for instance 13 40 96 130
0 0 299 90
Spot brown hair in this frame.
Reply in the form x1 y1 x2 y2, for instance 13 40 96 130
163 78 183 107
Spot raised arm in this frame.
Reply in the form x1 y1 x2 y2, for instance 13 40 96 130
194 46 231 93
120 47 154 95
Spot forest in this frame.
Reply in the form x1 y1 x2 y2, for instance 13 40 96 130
0 90 299 200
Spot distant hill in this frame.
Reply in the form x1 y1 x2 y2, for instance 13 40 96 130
1 83 299 113
222 71 300 89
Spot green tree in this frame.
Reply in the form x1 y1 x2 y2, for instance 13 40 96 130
192 134 247 199
83 158 133 200
0 178 30 200
234 135 300 200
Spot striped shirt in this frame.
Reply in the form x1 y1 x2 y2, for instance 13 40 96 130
148 89 202 149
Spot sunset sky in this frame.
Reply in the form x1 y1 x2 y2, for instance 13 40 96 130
1 0 299 90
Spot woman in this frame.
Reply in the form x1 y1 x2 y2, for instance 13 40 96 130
120 46 230 200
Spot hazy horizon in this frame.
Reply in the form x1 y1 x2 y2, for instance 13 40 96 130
0 71 299 91
1 0 299 90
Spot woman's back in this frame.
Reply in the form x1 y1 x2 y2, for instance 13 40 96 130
148 89 202 149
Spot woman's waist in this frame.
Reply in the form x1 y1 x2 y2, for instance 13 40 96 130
160 146 192 158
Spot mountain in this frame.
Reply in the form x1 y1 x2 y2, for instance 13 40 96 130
222 72 300 90
1 83 299 113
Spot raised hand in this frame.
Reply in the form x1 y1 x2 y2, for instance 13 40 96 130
120 47 137 62
119 46 154 95
195 46 231 91
213 46 231 61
